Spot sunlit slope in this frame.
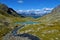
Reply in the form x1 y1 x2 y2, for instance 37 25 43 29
37 5 60 23
19 5 60 40
0 10 33 38
0 3 33 40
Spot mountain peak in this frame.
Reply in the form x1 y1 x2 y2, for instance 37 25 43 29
51 5 60 13
0 3 25 17
56 5 60 8
0 3 8 11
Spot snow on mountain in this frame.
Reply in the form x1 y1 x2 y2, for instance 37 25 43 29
16 8 53 18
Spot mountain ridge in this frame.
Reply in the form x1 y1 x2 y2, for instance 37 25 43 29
0 3 25 17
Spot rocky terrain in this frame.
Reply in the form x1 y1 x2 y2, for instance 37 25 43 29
0 3 60 40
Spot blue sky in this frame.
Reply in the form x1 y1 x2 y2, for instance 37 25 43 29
0 0 60 10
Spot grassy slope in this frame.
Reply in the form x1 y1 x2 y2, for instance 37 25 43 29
0 3 36 40
19 6 60 40
0 3 60 40
0 9 34 40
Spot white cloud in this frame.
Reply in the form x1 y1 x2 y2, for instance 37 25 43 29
18 0 23 3
17 10 23 12
42 8 53 11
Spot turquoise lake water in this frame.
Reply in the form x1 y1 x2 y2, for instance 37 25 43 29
15 21 40 24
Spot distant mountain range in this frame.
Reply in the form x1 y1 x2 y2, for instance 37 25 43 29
0 3 53 18
17 8 53 18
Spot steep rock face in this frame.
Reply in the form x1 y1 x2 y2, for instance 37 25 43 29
7 8 19 17
51 5 60 14
0 3 24 17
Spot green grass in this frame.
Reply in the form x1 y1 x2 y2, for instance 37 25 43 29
0 4 60 40
0 10 35 40
19 21 60 40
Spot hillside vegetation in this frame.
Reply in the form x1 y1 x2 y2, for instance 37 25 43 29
19 5 60 40
0 3 60 40
0 3 34 40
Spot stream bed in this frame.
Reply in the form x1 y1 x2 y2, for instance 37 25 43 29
2 21 40 40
